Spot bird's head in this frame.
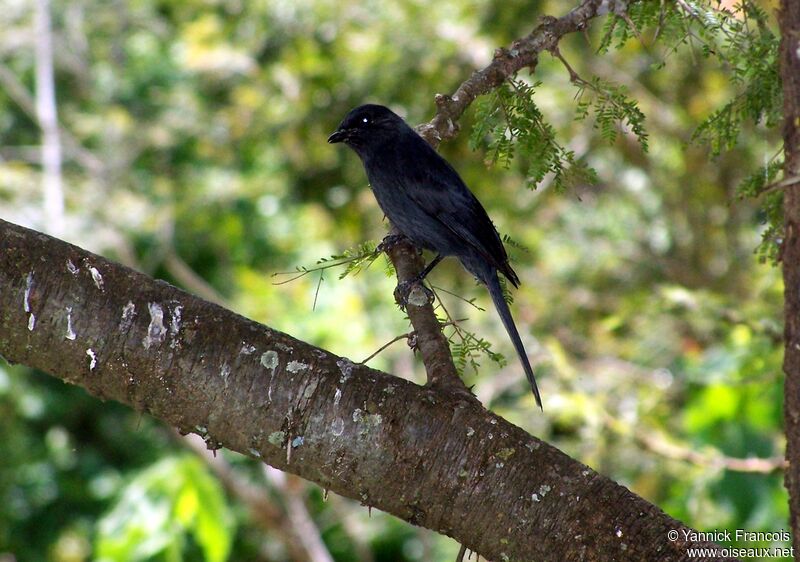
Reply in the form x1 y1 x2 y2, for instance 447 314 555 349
328 104 405 151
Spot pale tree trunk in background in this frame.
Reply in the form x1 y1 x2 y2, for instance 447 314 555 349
34 0 64 236
780 0 800 553
262 467 336 562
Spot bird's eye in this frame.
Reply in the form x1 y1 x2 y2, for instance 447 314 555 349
362 117 369 124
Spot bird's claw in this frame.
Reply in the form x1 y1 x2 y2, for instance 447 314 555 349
376 234 408 254
394 278 434 308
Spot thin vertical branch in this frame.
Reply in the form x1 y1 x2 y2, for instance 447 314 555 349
263 467 335 562
0 62 104 174
779 0 800 553
34 0 64 235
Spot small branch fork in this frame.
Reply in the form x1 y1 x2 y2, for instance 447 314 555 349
360 331 415 365
380 229 471 393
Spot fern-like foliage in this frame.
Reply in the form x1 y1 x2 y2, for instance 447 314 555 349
593 0 783 263
737 159 784 200
335 241 382 279
470 78 597 191
501 233 530 254
272 240 381 285
574 76 649 151
737 159 784 264
596 1 780 154
688 3 781 155
680 1 783 261
470 66 647 191
447 322 508 377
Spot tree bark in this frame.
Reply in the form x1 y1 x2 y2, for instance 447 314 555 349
0 219 735 561
780 0 800 553
383 230 467 391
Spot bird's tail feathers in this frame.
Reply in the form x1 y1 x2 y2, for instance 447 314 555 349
485 269 542 409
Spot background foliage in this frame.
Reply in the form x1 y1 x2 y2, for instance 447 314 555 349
0 0 789 560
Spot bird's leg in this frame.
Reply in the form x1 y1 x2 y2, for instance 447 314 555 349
416 253 444 282
394 254 444 307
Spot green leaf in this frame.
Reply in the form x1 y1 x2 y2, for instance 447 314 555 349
96 456 233 562
574 77 649 151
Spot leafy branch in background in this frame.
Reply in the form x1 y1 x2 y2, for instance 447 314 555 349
599 0 781 134
469 55 647 193
687 1 781 155
573 75 648 151
472 0 783 262
596 0 663 53
469 78 598 191
602 0 783 261
678 0 783 262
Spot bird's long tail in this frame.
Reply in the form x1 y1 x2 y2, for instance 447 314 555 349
485 269 542 409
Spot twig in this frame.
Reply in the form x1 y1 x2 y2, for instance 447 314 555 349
430 286 466 340
603 412 786 474
360 321 461 365
620 12 646 47
360 331 414 365
550 46 589 86
654 0 667 40
598 14 618 52
164 247 229 307
678 3 700 64
761 175 800 195
430 284 486 312
312 271 324 311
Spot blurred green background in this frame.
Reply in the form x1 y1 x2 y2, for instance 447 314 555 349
0 0 788 560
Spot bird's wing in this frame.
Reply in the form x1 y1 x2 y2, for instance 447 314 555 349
399 136 517 283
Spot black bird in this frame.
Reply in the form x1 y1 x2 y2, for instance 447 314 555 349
329 104 541 408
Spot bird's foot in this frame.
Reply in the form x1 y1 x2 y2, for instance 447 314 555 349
394 278 434 309
376 233 408 254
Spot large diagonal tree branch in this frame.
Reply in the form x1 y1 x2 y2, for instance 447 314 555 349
0 219 734 561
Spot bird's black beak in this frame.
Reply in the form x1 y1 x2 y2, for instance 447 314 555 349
327 129 349 144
